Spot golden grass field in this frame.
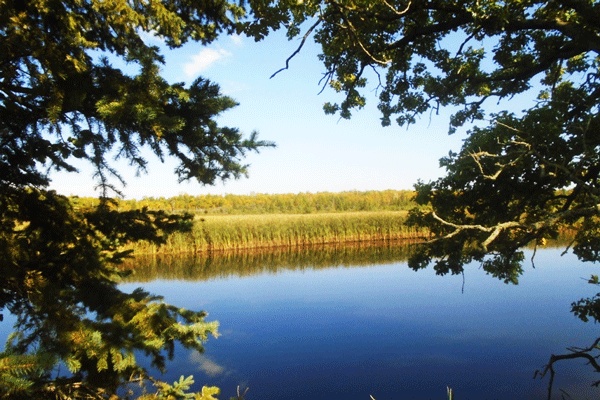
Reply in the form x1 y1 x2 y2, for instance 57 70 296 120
127 211 428 254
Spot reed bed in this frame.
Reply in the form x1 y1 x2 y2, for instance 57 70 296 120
127 211 428 254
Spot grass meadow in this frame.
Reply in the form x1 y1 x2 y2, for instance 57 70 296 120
126 211 428 254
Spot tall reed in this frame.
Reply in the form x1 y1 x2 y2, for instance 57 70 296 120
126 211 428 254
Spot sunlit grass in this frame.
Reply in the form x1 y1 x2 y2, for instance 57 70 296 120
126 211 428 254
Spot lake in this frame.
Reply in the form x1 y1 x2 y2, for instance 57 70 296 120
116 244 600 400
2 243 599 399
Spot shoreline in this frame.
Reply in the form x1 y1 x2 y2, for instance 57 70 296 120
129 236 428 256
122 211 429 255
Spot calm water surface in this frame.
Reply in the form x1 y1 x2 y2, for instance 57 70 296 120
117 246 600 400
2 245 598 399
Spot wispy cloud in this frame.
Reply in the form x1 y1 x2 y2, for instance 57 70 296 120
189 352 226 377
137 29 166 45
230 34 243 46
183 47 232 77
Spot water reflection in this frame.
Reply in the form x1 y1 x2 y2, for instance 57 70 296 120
120 240 420 282
118 242 598 400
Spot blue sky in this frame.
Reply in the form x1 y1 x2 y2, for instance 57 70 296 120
49 29 470 199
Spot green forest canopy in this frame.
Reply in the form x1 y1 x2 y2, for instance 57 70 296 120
71 190 418 214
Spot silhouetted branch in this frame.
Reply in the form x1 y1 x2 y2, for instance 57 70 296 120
534 337 600 400
270 19 322 79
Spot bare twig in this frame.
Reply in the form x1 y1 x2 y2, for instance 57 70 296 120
468 148 527 180
494 120 525 133
380 0 411 15
270 19 322 79
561 236 577 256
318 69 334 95
535 337 600 400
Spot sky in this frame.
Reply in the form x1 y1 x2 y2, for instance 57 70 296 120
49 28 471 200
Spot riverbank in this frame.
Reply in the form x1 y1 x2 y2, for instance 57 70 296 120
125 211 428 254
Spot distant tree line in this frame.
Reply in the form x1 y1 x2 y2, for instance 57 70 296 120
70 190 418 214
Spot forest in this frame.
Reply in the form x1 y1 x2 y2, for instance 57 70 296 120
69 189 418 215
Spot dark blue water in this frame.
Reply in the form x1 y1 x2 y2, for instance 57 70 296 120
2 247 598 399
117 248 600 400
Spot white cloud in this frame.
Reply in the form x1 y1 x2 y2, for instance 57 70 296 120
137 29 166 45
189 352 226 377
183 47 232 77
230 34 243 46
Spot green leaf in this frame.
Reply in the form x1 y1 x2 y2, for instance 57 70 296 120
196 385 221 400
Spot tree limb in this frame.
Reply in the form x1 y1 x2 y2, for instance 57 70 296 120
270 18 322 79
535 337 600 400
328 0 391 66
379 0 412 16
431 202 600 251
468 148 528 181
431 211 522 250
